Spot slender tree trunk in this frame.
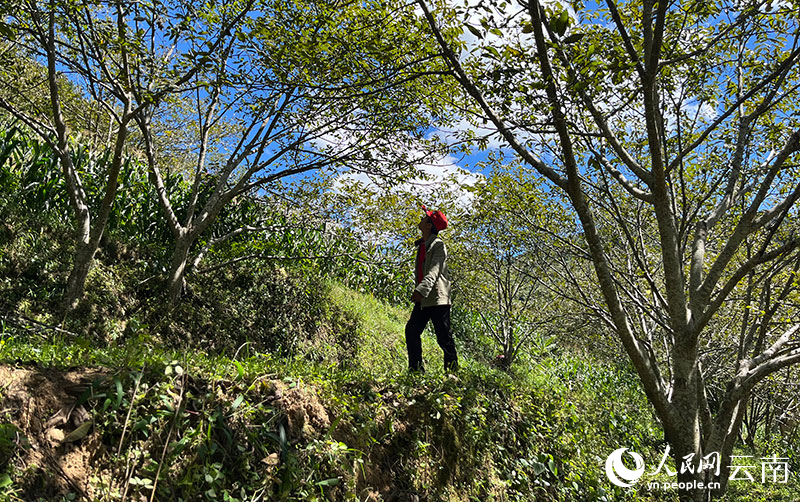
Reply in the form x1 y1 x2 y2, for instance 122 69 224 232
63 235 94 312
673 449 707 502
59 142 93 313
167 231 193 304
164 189 234 304
711 397 747 498
763 402 773 444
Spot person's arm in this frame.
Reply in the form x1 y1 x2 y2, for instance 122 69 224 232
414 240 446 299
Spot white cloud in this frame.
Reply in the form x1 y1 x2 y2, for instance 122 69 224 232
332 149 482 210
307 112 483 210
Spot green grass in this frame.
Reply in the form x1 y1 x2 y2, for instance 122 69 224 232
328 282 449 377
0 298 647 501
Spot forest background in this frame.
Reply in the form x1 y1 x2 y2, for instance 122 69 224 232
0 0 799 501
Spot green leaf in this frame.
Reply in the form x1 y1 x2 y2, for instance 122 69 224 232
231 394 244 410
485 46 501 59
62 421 93 444
233 360 245 380
552 9 569 36
0 473 11 488
562 33 585 44
316 477 340 487
466 24 483 39
114 377 124 410
0 22 15 40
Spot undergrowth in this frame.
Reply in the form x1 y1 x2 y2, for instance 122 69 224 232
2 287 799 501
0 293 665 502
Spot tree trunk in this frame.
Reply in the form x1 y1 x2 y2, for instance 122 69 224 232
63 239 95 312
167 232 193 304
164 189 231 304
672 417 712 502
60 117 130 314
60 175 93 312
711 398 747 498
763 405 773 444
674 450 708 502
671 339 707 501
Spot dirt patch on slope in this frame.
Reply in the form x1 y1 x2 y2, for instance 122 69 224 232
0 364 109 499
265 379 331 440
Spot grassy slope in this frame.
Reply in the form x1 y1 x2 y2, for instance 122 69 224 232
0 282 797 501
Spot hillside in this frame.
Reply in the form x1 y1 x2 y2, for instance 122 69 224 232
0 271 702 502
0 271 650 501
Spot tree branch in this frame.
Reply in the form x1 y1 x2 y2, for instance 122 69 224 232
416 0 568 189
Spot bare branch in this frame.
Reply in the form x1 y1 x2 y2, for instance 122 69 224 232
697 239 800 333
594 154 654 202
668 46 800 172
190 224 291 272
694 130 800 313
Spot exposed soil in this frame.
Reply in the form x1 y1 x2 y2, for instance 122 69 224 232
0 364 110 499
0 368 339 500
267 379 331 441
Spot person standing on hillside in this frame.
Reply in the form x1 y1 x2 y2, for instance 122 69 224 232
405 206 458 373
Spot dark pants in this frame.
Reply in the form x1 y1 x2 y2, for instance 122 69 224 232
405 303 458 372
